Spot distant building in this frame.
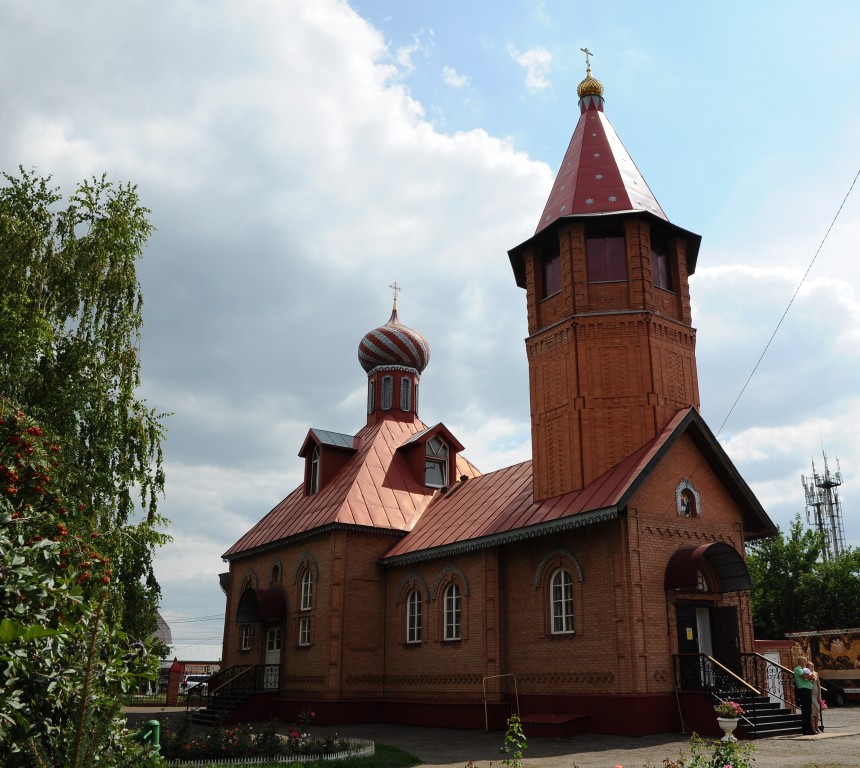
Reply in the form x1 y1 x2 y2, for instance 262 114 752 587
216 63 776 737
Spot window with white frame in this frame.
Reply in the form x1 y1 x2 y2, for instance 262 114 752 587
368 380 376 414
240 624 253 651
443 582 461 640
406 589 422 643
308 445 320 495
425 436 448 488
298 617 311 646
300 569 313 611
550 568 574 634
266 626 282 652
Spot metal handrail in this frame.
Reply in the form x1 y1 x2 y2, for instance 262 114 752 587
482 674 519 732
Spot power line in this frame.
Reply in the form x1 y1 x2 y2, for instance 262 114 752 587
161 614 223 624
716 169 860 437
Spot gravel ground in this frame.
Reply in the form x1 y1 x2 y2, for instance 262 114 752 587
126 704 860 768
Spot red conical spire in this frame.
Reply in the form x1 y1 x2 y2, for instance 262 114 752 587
535 56 667 234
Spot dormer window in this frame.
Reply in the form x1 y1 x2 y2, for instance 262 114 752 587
308 445 320 495
425 436 448 487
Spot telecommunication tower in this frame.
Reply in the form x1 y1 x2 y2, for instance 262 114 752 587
801 453 846 560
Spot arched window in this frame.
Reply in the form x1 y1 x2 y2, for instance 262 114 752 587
550 569 574 634
308 445 320 495
425 436 448 488
443 583 461 641
300 569 313 611
271 563 282 583
368 380 376 414
406 589 422 644
400 377 412 411
381 375 393 410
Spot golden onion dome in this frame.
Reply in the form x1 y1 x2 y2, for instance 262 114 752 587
577 65 604 98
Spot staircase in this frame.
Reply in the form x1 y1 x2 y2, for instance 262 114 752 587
190 688 253 726
718 692 802 739
188 664 269 726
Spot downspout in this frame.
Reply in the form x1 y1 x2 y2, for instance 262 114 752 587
382 566 387 700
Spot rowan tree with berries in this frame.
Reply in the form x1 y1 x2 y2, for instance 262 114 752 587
0 405 161 766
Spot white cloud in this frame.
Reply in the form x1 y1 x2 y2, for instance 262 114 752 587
508 45 552 92
395 28 434 74
442 65 469 89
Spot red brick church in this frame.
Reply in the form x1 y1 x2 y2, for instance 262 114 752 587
215 62 777 737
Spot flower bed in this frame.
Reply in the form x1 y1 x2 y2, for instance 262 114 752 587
164 738 374 767
161 719 372 766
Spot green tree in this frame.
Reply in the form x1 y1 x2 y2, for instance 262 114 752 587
746 515 825 637
805 548 860 629
0 405 162 767
747 514 860 636
0 169 168 641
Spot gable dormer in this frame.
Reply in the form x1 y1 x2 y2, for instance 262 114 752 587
298 428 360 496
398 423 465 491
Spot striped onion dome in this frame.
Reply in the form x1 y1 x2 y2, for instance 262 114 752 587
358 306 430 373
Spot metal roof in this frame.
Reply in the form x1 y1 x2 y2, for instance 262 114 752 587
308 428 360 450
222 418 480 560
382 408 776 565
535 97 667 235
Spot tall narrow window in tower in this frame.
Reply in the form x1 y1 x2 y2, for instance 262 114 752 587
651 232 673 291
443 583 461 640
425 436 448 487
406 589 422 643
381 375 393 410
586 224 627 282
551 568 574 633
541 238 562 297
367 380 375 413
400 377 412 411
308 445 321 495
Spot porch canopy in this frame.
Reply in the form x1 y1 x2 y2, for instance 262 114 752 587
236 588 287 623
664 542 751 593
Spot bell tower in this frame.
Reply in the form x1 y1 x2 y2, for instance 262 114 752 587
509 56 702 501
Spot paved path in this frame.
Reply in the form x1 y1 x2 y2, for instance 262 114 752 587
126 705 860 768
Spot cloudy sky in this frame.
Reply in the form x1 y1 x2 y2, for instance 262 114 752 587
3 1 860 654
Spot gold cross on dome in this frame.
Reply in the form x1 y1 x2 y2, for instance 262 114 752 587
390 281 401 309
580 47 594 67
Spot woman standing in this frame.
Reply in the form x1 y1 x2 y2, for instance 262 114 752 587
809 662 823 734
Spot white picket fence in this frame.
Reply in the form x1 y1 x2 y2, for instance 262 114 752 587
164 738 374 767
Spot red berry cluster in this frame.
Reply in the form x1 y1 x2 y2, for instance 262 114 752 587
0 407 111 591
